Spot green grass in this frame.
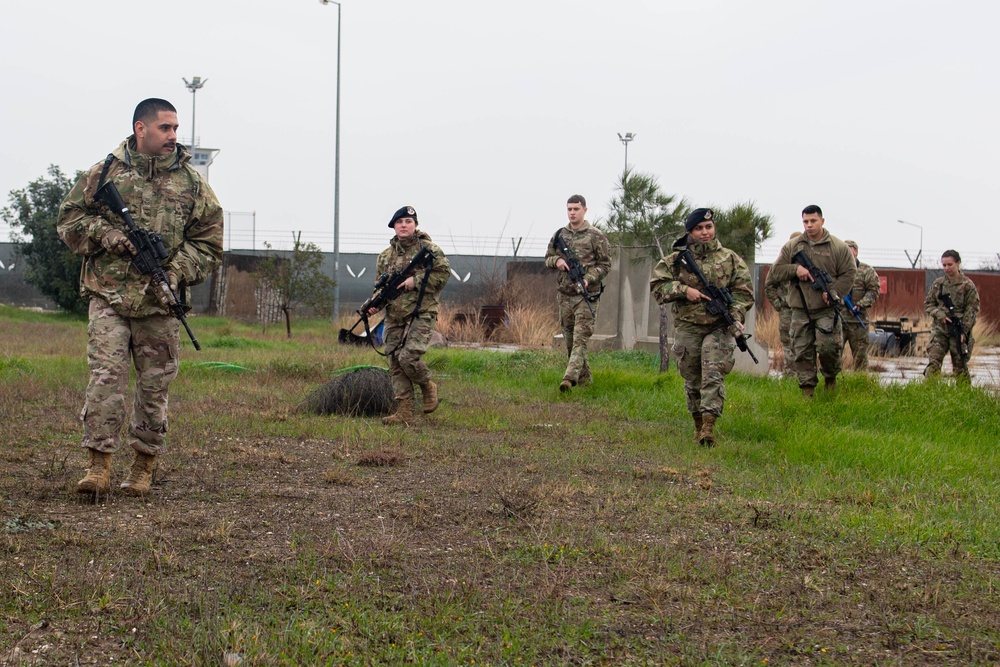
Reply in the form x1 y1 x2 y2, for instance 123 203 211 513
2 306 1000 665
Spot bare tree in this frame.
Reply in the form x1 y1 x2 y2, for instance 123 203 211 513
254 232 335 338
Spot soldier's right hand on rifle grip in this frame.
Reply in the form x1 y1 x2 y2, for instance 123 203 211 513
100 229 136 257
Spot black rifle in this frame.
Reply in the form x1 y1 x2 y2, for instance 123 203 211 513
791 249 849 330
841 293 868 327
552 230 599 315
938 286 970 362
339 246 435 346
93 179 201 350
674 244 759 364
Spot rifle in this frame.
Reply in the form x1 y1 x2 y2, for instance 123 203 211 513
841 293 868 327
93 179 201 351
791 249 849 329
674 245 759 364
552 230 599 315
938 286 970 362
339 246 435 346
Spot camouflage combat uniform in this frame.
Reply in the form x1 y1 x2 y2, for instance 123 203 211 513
650 236 753 418
375 230 451 402
843 261 880 370
544 222 611 386
57 138 223 456
924 272 979 378
768 231 856 390
764 270 795 377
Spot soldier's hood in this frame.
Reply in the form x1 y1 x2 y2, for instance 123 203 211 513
672 234 721 255
113 137 192 178
390 228 433 249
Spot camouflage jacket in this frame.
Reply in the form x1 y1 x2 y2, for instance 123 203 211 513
374 230 450 322
650 236 754 326
846 261 880 325
763 267 790 311
925 273 979 334
544 222 612 298
57 138 224 318
768 230 856 313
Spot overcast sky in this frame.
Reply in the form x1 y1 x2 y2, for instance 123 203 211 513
2 0 997 268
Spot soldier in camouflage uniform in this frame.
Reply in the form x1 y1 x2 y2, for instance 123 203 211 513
842 240 880 371
544 195 612 392
370 206 451 425
924 249 979 380
57 98 223 496
768 205 856 397
764 231 802 377
650 208 754 446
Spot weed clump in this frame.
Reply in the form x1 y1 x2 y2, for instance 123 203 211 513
301 366 396 417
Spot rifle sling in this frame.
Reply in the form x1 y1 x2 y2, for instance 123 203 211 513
364 250 435 357
95 153 191 311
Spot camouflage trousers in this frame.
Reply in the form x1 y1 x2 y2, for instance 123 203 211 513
81 298 179 455
924 327 974 378
778 306 794 376
843 321 871 371
384 312 437 399
558 293 598 384
673 321 736 418
789 308 843 389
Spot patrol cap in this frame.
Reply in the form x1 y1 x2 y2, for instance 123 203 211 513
685 208 714 232
388 205 418 228
844 239 858 250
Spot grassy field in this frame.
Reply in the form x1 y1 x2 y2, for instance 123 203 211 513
2 304 1000 666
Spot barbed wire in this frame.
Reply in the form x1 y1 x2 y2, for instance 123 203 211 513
218 217 1000 269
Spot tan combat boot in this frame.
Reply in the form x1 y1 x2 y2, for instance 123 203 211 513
420 380 439 414
692 413 703 443
699 414 717 447
77 449 112 494
383 395 414 425
120 452 156 496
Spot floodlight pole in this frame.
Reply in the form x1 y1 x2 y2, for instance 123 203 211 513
617 132 635 176
182 76 207 148
321 0 343 321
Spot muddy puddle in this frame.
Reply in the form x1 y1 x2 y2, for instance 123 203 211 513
769 346 1000 388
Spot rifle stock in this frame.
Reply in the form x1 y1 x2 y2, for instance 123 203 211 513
938 287 970 362
675 245 758 364
552 230 598 315
93 179 201 350
791 249 849 329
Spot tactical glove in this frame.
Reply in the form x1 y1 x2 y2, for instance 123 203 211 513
100 229 137 257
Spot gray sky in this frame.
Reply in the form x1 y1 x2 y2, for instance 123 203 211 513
2 0 998 267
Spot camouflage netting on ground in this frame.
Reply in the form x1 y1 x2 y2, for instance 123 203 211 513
301 366 396 417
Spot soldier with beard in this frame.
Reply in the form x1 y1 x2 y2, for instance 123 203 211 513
650 208 754 446
57 98 223 496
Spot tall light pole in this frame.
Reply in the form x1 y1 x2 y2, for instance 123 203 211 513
321 0 342 320
182 76 207 147
617 132 635 176
897 219 923 269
